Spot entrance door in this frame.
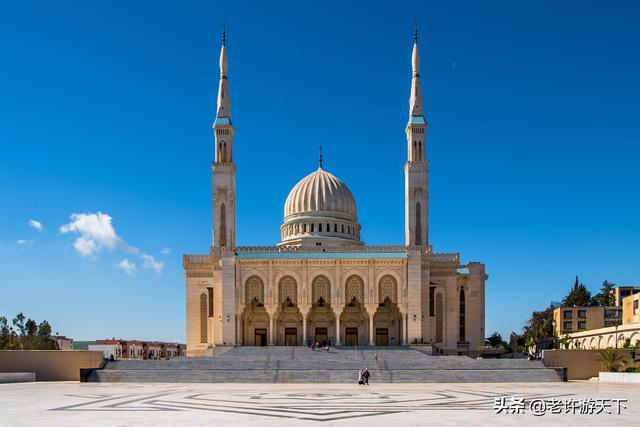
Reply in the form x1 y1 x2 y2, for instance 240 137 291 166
285 328 298 346
345 327 358 346
315 327 328 346
254 329 267 347
375 328 389 346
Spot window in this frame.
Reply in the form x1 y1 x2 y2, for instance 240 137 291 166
429 286 435 316
563 321 572 331
334 224 337 232
415 202 422 245
302 224 306 232
327 223 330 232
634 300 638 315
311 224 314 232
578 321 586 330
459 288 466 341
207 287 214 317
563 310 573 319
219 203 226 247
578 310 586 319
318 223 322 232
341 224 344 233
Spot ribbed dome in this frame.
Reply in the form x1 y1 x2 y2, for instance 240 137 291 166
284 168 357 220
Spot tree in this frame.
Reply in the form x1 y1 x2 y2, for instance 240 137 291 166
523 305 555 341
12 312 26 335
598 348 626 372
561 276 593 307
592 280 616 307
487 332 502 348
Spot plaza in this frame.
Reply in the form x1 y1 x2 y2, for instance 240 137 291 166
1 381 637 426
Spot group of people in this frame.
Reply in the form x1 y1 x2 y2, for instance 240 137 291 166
308 339 330 352
358 368 370 385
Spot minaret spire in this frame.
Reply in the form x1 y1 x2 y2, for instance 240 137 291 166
409 22 423 118
216 26 230 120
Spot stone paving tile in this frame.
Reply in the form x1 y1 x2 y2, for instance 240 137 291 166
0 382 637 426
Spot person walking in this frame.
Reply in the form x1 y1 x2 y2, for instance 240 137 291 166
362 368 370 385
358 369 364 385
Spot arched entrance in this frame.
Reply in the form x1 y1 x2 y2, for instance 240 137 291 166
340 275 369 346
275 275 302 345
242 275 270 346
373 275 402 346
307 275 336 346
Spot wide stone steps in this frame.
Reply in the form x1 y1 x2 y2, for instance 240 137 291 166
85 346 564 383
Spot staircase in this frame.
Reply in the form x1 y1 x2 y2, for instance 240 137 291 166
84 346 564 383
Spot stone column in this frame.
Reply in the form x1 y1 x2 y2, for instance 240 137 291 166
334 309 342 346
268 310 275 346
301 306 309 345
369 312 375 346
402 313 409 345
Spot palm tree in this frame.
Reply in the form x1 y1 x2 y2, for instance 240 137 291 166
598 348 626 372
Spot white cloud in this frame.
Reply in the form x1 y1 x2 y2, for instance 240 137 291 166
59 212 119 257
142 253 163 275
16 239 33 246
117 259 137 275
60 211 164 275
160 247 171 255
28 219 43 231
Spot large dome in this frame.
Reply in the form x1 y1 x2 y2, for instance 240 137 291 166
284 168 357 220
279 167 362 247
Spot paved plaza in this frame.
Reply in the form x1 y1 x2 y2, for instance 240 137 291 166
0 381 637 426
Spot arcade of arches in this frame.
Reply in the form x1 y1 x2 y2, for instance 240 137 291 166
239 274 405 346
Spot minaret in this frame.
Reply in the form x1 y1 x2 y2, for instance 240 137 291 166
212 28 236 249
405 26 429 247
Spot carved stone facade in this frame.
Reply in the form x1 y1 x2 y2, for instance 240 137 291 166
183 31 487 356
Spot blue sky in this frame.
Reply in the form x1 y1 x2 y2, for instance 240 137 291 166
1 1 638 342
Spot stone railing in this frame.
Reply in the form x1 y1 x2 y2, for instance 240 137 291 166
236 245 406 254
428 252 460 263
183 254 211 264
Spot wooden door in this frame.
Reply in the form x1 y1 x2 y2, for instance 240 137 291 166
375 328 389 346
345 327 358 346
285 328 298 346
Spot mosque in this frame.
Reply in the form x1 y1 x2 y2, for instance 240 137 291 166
183 31 487 356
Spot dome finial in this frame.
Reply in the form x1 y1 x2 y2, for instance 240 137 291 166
222 21 226 46
414 20 418 43
319 145 323 169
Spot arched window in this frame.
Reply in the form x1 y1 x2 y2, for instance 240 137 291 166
378 275 398 304
347 226 350 234
200 293 207 343
278 275 297 305
245 275 265 305
312 275 331 306
459 288 466 341
345 275 365 304
311 223 314 232
327 223 330 232
334 224 337 232
318 223 322 232
341 224 345 233
302 224 306 232
418 141 421 160
415 202 422 245
220 203 227 247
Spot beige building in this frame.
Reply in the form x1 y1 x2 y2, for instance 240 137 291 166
561 293 640 350
183 31 487 356
553 306 622 336
623 293 640 325
614 285 640 307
